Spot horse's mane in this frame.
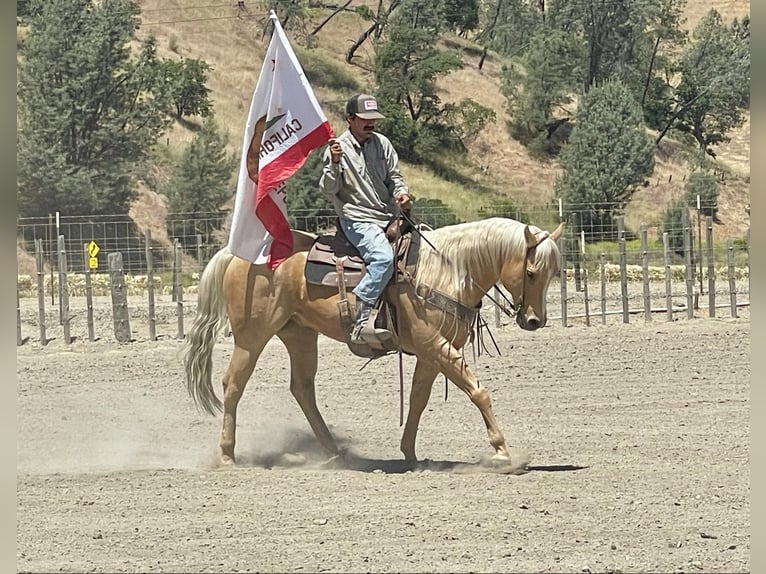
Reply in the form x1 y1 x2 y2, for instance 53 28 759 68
414 217 557 299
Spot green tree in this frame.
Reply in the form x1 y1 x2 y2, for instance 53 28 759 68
165 116 236 247
477 0 542 58
547 0 651 95
165 117 236 215
154 57 213 120
655 9 750 157
684 170 719 219
545 0 687 122
555 81 654 241
637 0 687 129
17 0 34 19
443 0 478 35
660 200 687 255
17 0 168 217
375 0 487 162
501 28 583 153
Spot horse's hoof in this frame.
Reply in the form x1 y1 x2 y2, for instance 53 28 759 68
278 452 307 467
488 450 531 474
218 456 236 468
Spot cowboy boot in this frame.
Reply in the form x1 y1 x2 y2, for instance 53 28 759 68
350 300 395 345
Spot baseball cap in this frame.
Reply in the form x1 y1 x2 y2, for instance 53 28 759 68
345 94 385 120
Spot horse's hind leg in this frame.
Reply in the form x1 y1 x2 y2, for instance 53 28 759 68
277 321 341 458
219 343 261 464
400 359 440 465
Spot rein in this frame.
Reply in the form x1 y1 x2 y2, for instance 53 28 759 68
400 210 550 322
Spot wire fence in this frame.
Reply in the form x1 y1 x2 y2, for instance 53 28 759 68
16 204 749 276
16 205 750 345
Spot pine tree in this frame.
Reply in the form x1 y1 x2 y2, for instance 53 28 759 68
374 0 464 162
17 0 168 217
164 116 236 249
656 9 750 156
555 81 655 241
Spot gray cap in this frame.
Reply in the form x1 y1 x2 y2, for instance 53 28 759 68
346 94 385 120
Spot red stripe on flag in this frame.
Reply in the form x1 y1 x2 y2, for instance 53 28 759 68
254 121 333 269
255 122 333 201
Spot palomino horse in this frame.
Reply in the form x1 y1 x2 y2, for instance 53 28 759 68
183 217 564 471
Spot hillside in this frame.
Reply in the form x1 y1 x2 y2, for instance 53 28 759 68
127 1 750 242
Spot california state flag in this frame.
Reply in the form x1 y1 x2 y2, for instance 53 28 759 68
228 11 333 269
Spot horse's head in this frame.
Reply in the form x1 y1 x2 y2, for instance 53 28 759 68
500 222 564 330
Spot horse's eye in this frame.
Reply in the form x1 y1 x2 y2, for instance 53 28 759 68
526 269 534 278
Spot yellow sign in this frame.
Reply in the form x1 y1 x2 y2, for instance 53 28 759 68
87 240 100 258
88 257 98 269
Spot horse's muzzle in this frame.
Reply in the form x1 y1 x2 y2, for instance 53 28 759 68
517 311 543 331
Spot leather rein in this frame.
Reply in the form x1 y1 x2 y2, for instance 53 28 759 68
398 210 551 326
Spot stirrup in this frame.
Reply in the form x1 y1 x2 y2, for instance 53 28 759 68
350 305 395 345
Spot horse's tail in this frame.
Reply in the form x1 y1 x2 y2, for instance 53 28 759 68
182 246 235 416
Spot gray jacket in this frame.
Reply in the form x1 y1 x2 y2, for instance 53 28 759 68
319 130 409 227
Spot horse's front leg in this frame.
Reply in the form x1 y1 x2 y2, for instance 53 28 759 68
277 321 341 459
400 359 440 465
435 343 528 471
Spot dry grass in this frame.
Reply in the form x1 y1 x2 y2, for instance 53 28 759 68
128 0 749 241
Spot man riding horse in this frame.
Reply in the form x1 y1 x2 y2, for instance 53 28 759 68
319 93 412 346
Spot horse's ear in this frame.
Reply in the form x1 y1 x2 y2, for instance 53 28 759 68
550 221 565 242
524 225 537 248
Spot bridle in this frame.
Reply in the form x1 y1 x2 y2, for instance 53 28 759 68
412 220 550 319
510 229 551 314
401 208 553 321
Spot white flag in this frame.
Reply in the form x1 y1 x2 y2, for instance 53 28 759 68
227 11 333 269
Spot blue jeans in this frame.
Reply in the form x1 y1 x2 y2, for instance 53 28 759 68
338 218 394 305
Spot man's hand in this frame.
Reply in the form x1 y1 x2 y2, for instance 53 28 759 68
329 138 342 164
396 192 412 211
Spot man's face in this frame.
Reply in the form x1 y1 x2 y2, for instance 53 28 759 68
348 115 377 143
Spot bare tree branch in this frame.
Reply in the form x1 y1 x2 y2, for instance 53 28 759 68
311 0 354 36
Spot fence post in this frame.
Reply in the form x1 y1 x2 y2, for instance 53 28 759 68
108 252 132 343
57 235 71 344
696 200 704 296
726 239 738 318
57 235 64 325
572 215 582 292
17 285 23 346
146 230 156 341
599 252 606 325
640 223 651 322
663 232 673 322
581 235 590 326
706 216 715 317
83 243 95 342
196 234 203 271
35 238 47 346
175 241 184 340
48 213 55 306
682 209 694 319
558 236 568 327
617 217 629 324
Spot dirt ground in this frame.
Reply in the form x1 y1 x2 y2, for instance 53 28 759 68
16 295 750 573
